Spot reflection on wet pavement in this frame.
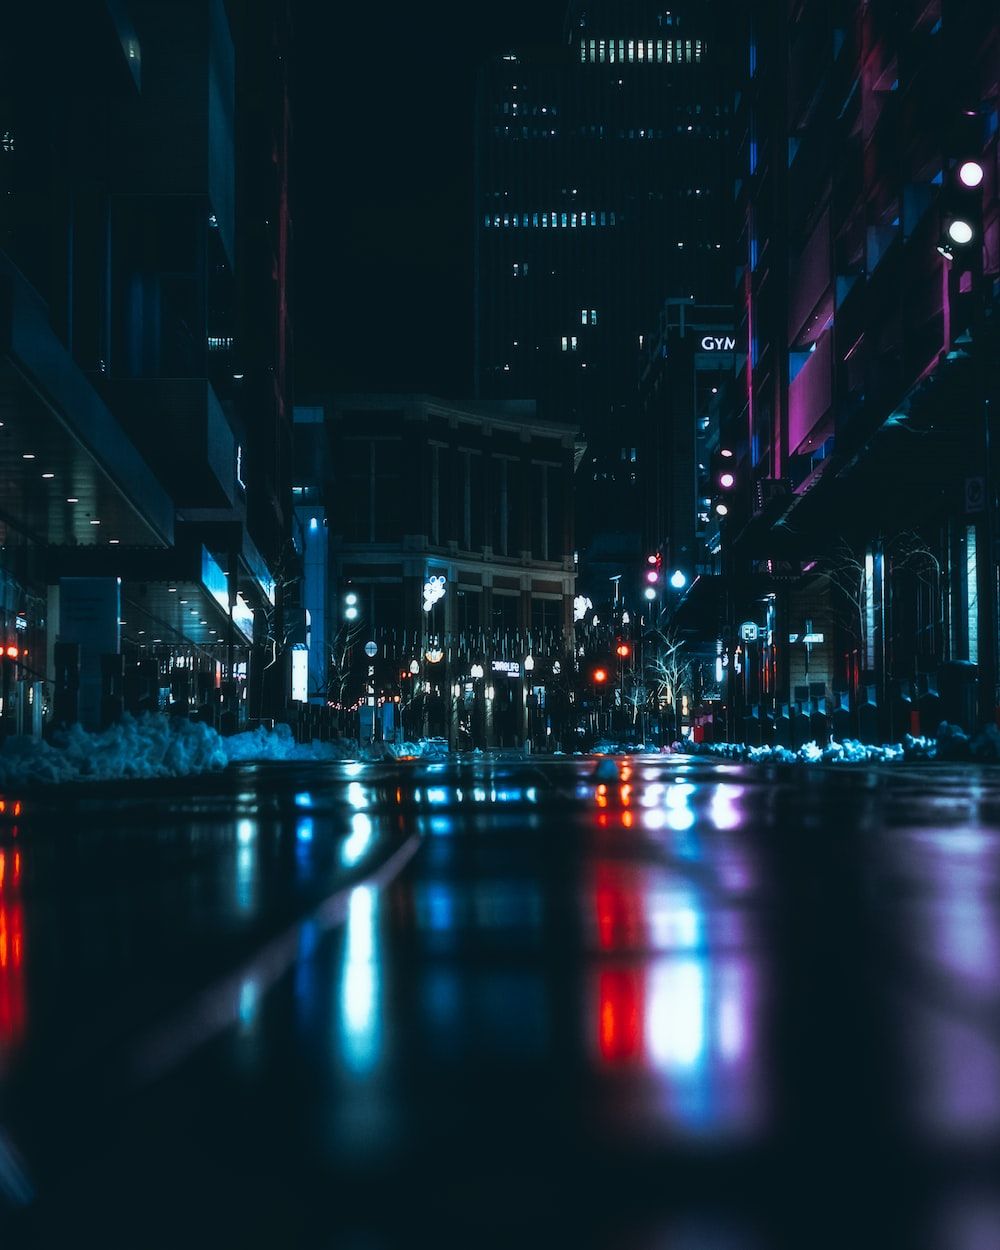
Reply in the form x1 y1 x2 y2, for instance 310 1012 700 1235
2 758 1000 1248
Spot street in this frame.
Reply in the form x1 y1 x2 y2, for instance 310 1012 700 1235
2 758 1000 1248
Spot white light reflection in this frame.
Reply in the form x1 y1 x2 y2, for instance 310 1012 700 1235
646 894 701 950
666 782 696 831
296 817 314 843
427 788 448 805
342 813 373 866
344 762 364 778
295 792 313 809
238 978 258 1032
347 782 367 809
646 958 706 1070
641 783 665 808
236 819 257 912
339 885 382 1075
710 784 744 831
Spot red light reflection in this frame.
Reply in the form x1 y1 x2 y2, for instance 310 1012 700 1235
595 863 644 951
0 847 26 1048
598 970 643 1064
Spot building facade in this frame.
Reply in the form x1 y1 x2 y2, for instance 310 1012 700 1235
474 1 736 591
0 0 294 732
725 0 1000 740
301 395 581 746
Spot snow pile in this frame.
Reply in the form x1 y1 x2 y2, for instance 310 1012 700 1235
0 716 230 786
677 737 911 765
222 723 357 763
592 740 663 756
0 718 472 786
674 724 1000 765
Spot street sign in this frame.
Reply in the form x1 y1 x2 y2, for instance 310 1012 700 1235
965 476 985 514
739 621 760 642
364 641 378 658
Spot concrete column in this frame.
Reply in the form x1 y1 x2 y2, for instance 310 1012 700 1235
58 577 121 730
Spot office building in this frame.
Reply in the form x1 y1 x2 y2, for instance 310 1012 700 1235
726 0 1000 739
0 0 294 731
474 0 736 591
298 394 581 745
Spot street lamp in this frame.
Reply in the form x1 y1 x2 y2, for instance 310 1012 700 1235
958 159 985 188
669 569 688 590
947 218 975 246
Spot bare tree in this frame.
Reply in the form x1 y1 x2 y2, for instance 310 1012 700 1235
802 531 944 670
648 627 692 742
259 538 302 676
324 619 366 708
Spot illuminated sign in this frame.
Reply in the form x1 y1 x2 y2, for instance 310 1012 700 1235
492 659 521 677
291 646 308 703
739 621 759 642
700 335 737 351
423 574 447 612
232 593 254 642
573 595 593 622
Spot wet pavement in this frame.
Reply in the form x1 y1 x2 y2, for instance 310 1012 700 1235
2 757 1000 1248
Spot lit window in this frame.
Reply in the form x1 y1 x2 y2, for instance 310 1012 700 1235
561 336 568 351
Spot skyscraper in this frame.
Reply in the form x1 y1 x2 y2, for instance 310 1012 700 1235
474 0 736 591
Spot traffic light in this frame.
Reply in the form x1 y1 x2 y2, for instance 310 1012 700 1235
712 450 736 493
644 552 662 600
937 116 985 263
593 667 608 684
615 642 631 659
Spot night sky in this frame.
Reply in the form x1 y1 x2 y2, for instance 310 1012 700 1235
291 1 565 400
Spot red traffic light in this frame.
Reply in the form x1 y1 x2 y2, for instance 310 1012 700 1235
593 667 608 684
616 643 631 659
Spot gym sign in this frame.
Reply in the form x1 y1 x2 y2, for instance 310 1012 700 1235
700 335 737 351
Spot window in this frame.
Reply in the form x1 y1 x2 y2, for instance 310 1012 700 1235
493 593 520 633
455 589 481 632
531 598 562 633
494 457 510 555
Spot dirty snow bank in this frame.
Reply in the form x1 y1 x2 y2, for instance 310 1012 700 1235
678 723 1000 764
0 717 449 786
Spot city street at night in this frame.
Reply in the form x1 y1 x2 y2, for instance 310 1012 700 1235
2 756 1000 1248
2 2 1000 1245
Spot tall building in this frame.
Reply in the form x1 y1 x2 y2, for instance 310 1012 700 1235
726 0 1000 739
0 0 293 731
474 0 736 592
